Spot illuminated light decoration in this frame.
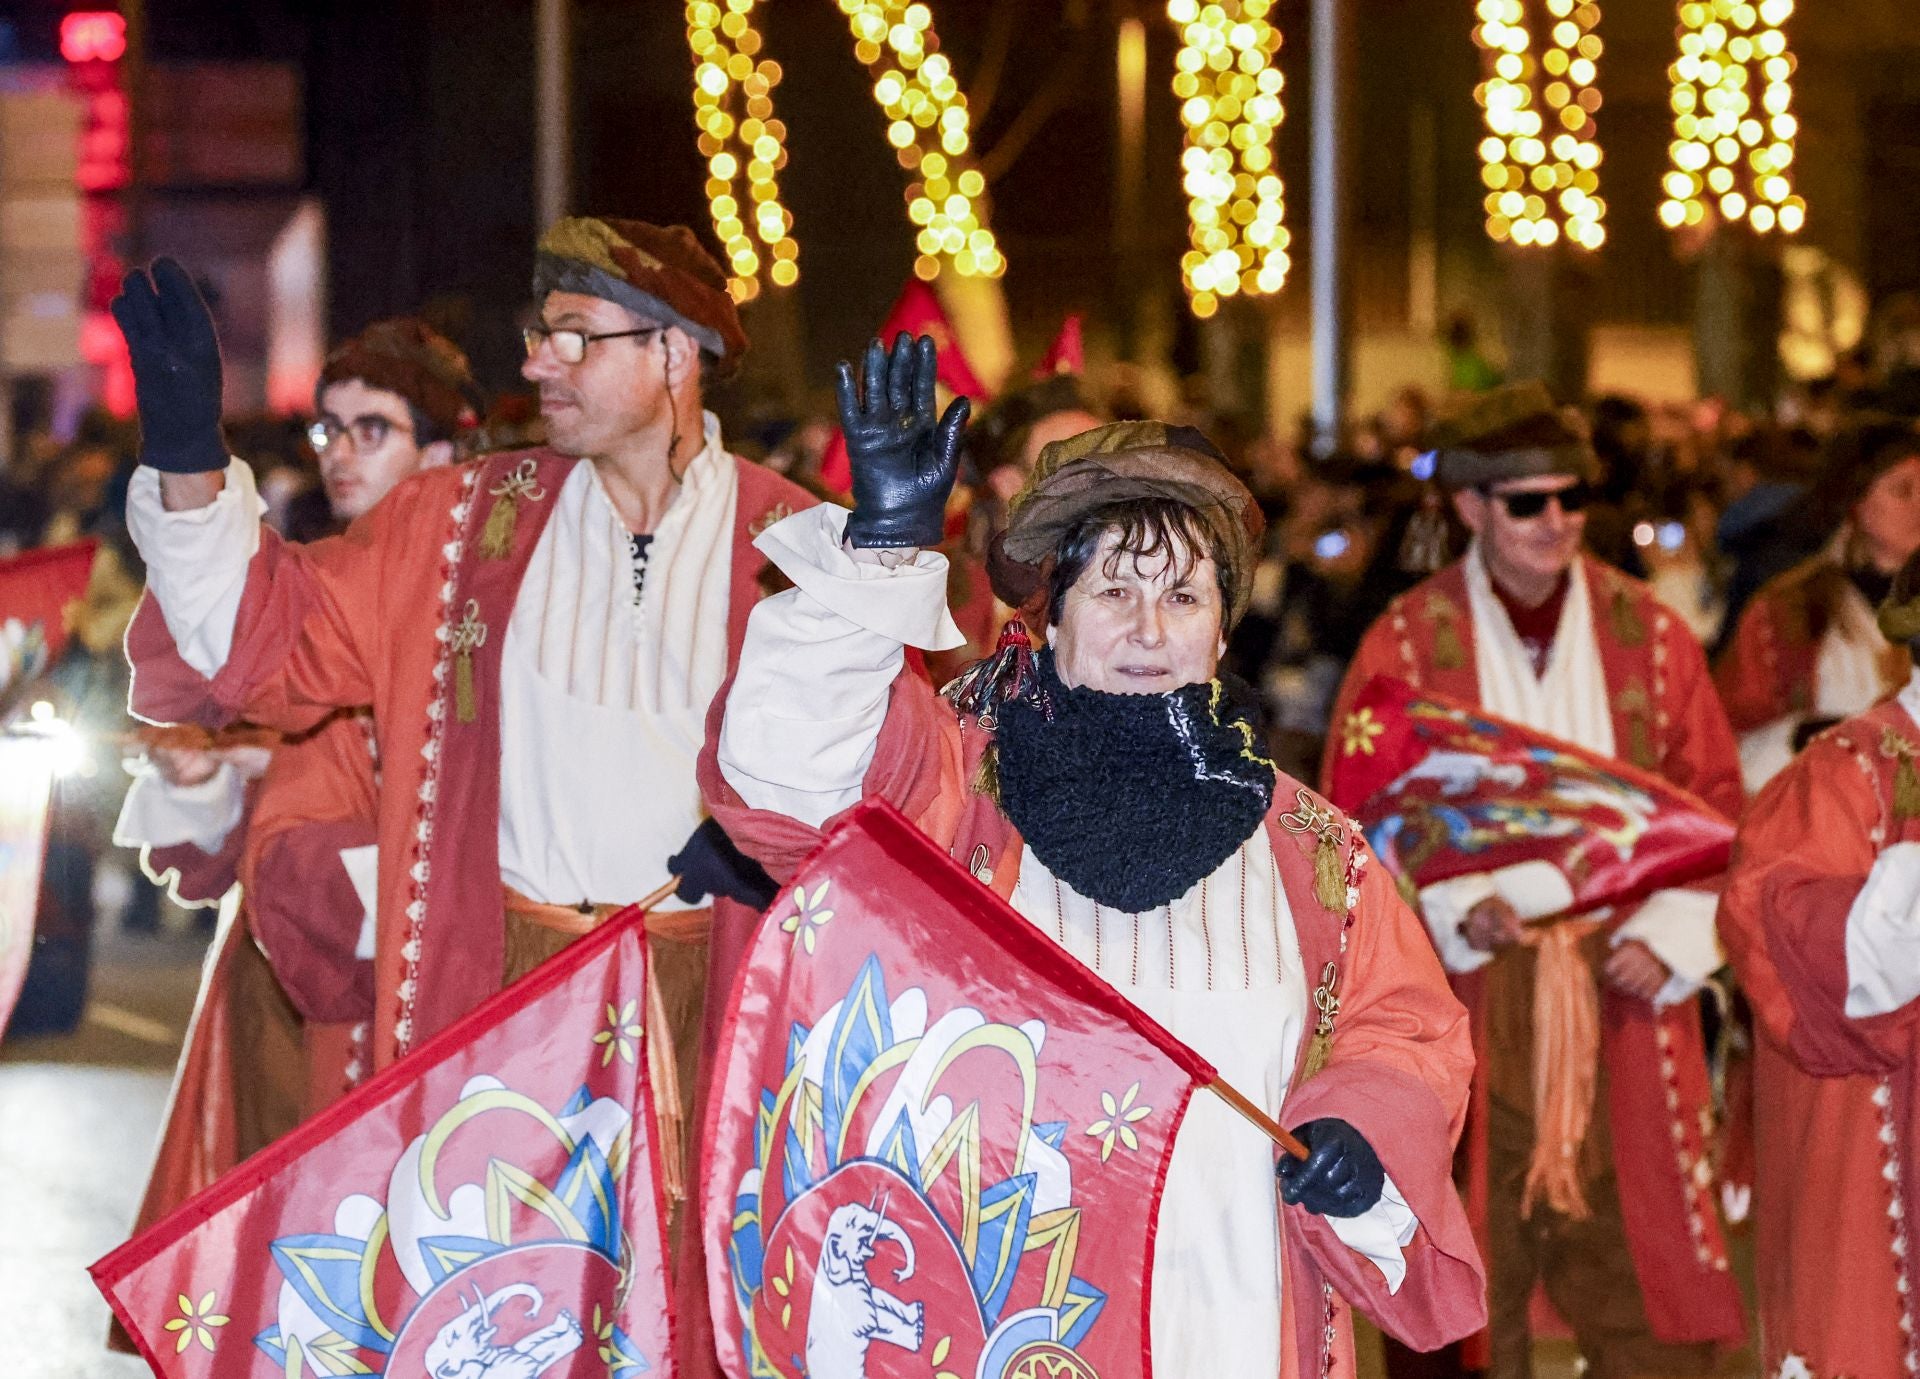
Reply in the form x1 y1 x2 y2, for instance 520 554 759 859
1659 0 1803 235
836 0 1004 281
685 0 798 302
1472 0 1607 252
1167 0 1289 319
60 12 127 64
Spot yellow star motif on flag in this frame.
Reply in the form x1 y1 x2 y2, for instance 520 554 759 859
592 998 643 1067
778 880 835 956
163 1290 229 1354
1341 706 1385 757
1085 1082 1154 1163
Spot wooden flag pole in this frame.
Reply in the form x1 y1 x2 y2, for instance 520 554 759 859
636 876 682 916
1207 1077 1310 1160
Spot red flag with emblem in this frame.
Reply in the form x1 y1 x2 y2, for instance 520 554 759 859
1325 675 1734 912
0 538 99 1036
90 908 675 1379
819 280 992 494
704 800 1219 1379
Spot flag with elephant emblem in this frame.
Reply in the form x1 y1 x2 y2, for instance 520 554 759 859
705 800 1220 1379
90 905 674 1378
1327 675 1735 912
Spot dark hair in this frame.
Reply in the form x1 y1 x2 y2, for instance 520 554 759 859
1044 496 1230 626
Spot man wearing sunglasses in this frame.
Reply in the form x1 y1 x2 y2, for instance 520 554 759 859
1325 383 1746 1379
110 218 810 1379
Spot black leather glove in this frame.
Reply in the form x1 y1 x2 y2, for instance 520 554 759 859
109 258 228 474
836 331 971 549
1276 1117 1385 1218
667 818 779 911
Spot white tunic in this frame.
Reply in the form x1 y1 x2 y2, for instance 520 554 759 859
718 503 1417 1379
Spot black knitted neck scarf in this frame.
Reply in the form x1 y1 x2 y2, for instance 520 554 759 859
995 650 1276 912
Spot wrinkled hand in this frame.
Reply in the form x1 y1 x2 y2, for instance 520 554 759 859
835 331 971 549
1461 894 1525 953
1603 938 1671 1002
667 817 779 911
1276 1118 1385 1218
110 258 227 474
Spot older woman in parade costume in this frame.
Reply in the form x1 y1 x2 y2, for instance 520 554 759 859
700 335 1486 1377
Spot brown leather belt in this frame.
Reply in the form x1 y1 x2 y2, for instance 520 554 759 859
500 886 711 943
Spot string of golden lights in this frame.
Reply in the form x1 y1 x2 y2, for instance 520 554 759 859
1659 0 1803 235
1473 0 1607 250
1168 0 1290 319
685 0 799 302
837 0 1004 282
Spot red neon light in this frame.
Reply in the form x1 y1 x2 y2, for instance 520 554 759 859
60 12 128 64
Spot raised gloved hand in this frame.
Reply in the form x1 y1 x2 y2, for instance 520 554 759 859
667 818 779 911
836 331 971 549
109 258 228 474
1276 1117 1385 1218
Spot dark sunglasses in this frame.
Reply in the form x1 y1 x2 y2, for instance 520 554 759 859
1486 481 1594 519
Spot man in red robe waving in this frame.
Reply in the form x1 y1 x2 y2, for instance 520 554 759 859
112 220 810 1377
1326 383 1746 1379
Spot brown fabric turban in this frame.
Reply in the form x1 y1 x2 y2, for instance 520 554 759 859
316 317 478 441
1429 381 1600 490
991 420 1265 628
532 216 748 377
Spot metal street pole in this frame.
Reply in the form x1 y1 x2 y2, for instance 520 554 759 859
535 0 571 229
1309 0 1350 458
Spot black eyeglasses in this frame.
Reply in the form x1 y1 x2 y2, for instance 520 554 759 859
1487 481 1594 519
522 324 662 365
308 414 412 452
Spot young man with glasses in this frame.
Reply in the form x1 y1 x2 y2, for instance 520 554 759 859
112 317 482 1261
1324 383 1747 1379
110 219 809 1379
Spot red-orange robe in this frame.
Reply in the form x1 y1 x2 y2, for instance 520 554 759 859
129 709 376 1240
1324 554 1748 1350
1718 698 1920 1379
700 670 1490 1376
1715 555 1906 736
123 448 811 1378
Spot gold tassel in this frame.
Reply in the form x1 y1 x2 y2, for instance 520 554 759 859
1300 961 1340 1082
478 493 518 560
1610 587 1646 646
971 741 1001 801
1433 612 1465 671
1300 1030 1333 1081
1897 755 1920 822
1313 829 1347 913
455 651 477 724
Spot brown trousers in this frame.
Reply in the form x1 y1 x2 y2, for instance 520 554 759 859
1482 942 1715 1379
227 932 307 1159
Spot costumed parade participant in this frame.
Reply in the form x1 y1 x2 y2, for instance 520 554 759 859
111 220 810 1376
1717 550 1920 1379
703 334 1487 1376
1326 382 1747 1379
113 318 479 1240
1716 417 1920 790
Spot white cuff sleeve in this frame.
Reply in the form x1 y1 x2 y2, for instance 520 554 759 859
1327 1172 1418 1293
113 762 248 854
752 504 967 651
125 459 263 677
1738 717 1800 795
339 844 380 961
1613 887 1725 1008
721 507 963 829
1844 840 1920 1018
1417 860 1574 974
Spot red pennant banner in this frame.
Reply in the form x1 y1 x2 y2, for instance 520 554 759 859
0 538 97 723
1325 676 1735 911
1032 315 1084 379
91 909 675 1378
705 800 1216 1379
